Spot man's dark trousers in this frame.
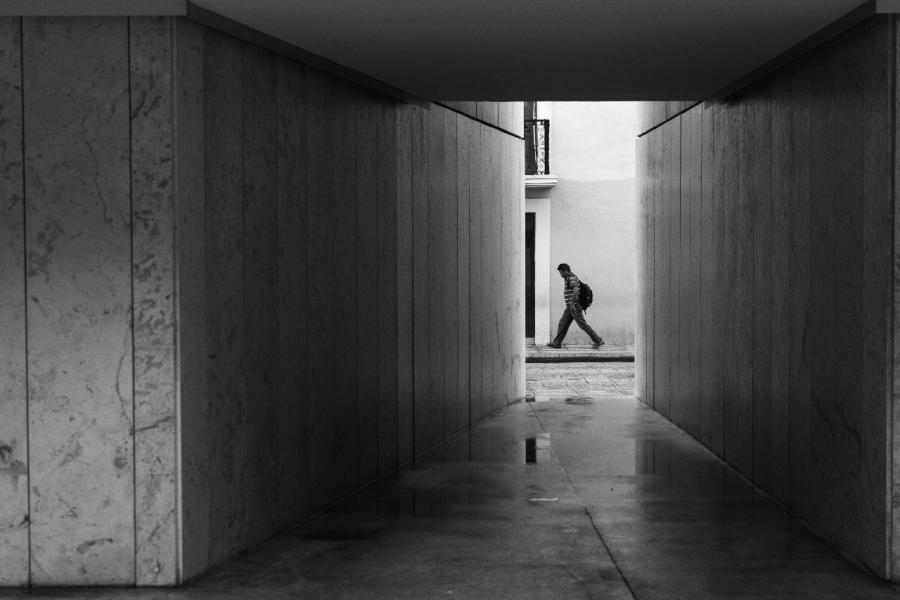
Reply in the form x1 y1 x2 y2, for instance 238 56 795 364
552 305 604 346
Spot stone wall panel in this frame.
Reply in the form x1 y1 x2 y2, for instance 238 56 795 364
395 105 414 466
357 95 380 486
377 102 400 476
275 56 310 527
24 16 135 585
0 16 28 588
129 16 178 586
241 42 280 547
202 29 246 565
173 17 209 581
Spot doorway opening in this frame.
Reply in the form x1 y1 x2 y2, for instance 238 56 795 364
523 101 637 362
526 212 536 338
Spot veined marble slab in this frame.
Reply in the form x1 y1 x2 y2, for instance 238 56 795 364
23 17 135 585
467 117 484 424
331 81 360 499
241 42 280 547
411 105 430 456
0 16 29 588
305 68 338 511
173 17 209 582
274 55 310 527
376 102 399 476
395 105 414 466
203 29 246 566
130 16 178 586
356 93 379 487
455 114 472 434
440 108 461 437
426 106 446 448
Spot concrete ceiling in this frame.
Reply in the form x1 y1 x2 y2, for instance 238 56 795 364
8 0 885 100
189 0 877 101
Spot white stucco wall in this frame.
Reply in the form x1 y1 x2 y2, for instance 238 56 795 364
527 102 636 346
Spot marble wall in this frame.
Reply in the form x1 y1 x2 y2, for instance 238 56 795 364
636 16 894 578
173 21 525 582
130 17 179 585
0 16 180 587
0 16 28 589
24 17 135 586
0 14 524 587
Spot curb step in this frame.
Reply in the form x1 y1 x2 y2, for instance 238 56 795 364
526 343 635 363
527 354 634 363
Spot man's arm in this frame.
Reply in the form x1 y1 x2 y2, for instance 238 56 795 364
568 277 580 309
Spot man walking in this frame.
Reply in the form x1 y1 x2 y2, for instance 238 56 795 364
547 263 605 349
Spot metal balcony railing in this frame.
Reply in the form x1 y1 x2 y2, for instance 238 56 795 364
524 119 550 175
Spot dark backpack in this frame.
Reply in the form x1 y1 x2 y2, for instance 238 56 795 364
579 281 593 311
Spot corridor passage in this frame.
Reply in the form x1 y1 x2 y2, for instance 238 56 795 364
11 364 900 599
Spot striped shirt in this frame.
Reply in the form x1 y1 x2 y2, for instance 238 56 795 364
563 274 581 306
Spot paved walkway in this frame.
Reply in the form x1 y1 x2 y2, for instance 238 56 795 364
527 361 635 397
527 340 634 363
13 362 899 599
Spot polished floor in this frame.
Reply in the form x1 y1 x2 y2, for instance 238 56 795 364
8 364 900 599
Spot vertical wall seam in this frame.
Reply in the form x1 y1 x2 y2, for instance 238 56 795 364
126 16 139 585
767 98 775 499
203 28 212 571
645 127 659 408
396 109 402 470
304 66 313 513
393 106 400 473
374 106 380 479
679 114 685 427
410 109 416 465
498 129 503 414
455 116 460 431
786 70 793 513
698 108 704 443
885 11 898 580
20 15 32 589
412 108 417 462
354 98 361 487
239 40 248 555
272 53 281 527
169 15 183 584
203 27 212 573
750 104 756 482
412 108 419 465
453 115 460 427
468 117 474 441
426 110 431 454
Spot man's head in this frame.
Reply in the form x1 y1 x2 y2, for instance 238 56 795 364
557 263 571 278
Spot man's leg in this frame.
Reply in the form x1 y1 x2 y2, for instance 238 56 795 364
571 308 604 345
550 308 574 346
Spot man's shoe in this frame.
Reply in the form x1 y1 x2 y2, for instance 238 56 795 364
591 340 606 350
546 342 561 349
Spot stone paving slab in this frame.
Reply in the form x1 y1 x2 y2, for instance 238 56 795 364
526 362 635 398
526 341 634 363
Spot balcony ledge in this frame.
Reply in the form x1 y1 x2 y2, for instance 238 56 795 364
525 174 558 188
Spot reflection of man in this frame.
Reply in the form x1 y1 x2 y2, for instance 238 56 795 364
546 263 605 349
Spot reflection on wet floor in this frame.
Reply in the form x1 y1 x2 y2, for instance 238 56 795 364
524 433 550 464
525 436 536 463
9 388 900 599
564 396 593 404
